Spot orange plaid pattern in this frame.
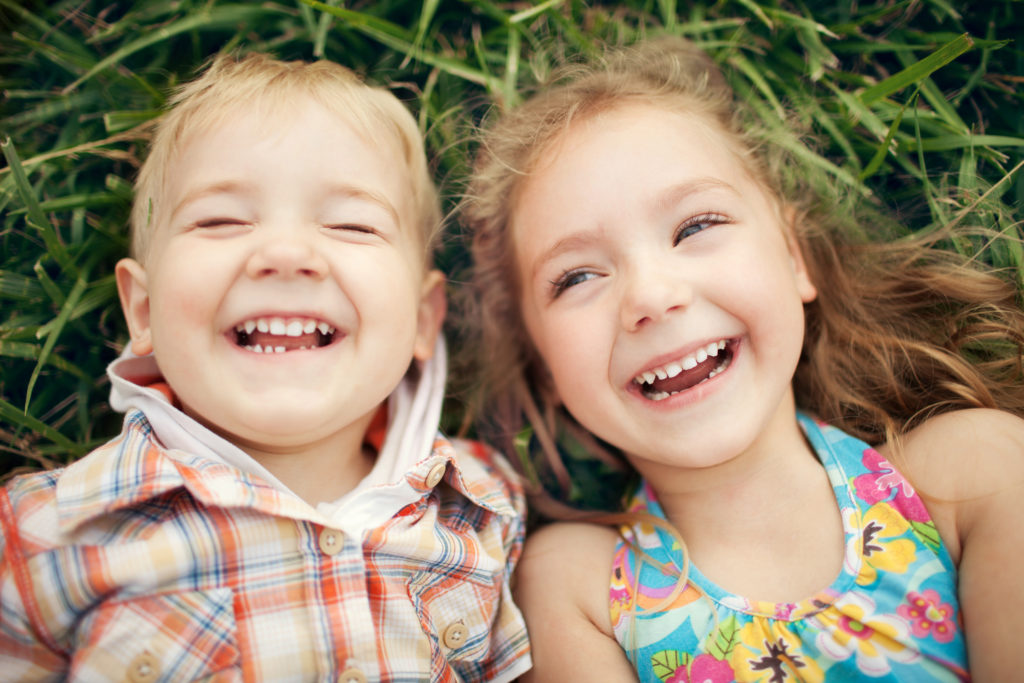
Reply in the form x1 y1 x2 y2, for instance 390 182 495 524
0 411 530 682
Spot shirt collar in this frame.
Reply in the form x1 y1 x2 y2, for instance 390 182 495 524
58 340 515 532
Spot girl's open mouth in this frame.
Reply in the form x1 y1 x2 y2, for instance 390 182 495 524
632 339 735 400
232 316 336 354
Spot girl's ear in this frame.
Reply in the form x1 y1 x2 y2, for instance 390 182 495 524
115 258 155 355
412 270 448 361
782 206 818 304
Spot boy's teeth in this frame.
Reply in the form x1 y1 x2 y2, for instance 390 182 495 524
633 339 729 386
233 316 337 352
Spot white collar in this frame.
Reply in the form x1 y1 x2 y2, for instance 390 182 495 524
107 339 448 519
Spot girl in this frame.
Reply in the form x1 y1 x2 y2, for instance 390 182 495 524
463 38 1024 681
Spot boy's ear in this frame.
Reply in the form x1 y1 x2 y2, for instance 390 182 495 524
412 269 447 361
115 258 155 356
781 206 818 304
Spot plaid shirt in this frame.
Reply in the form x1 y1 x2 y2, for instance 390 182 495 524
0 411 530 682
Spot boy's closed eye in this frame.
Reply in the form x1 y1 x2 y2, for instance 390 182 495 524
323 223 382 237
193 217 251 229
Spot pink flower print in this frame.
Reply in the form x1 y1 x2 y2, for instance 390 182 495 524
666 654 734 683
853 449 930 522
898 590 957 643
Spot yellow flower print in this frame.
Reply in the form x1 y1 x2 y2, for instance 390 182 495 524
732 620 824 683
856 502 916 585
810 593 919 676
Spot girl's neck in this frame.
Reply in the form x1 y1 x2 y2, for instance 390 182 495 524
637 406 846 603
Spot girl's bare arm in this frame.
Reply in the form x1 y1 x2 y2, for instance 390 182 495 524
898 408 1024 681
514 521 638 682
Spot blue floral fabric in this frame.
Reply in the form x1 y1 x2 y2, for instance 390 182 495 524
610 413 969 682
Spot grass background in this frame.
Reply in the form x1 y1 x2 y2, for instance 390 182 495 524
1 0 1022 479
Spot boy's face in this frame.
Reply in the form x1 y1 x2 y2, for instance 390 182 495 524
116 99 445 460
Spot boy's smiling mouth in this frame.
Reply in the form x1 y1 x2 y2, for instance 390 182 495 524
633 339 735 400
232 316 337 353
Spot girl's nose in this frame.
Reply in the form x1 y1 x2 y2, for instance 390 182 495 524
619 263 693 331
245 227 328 280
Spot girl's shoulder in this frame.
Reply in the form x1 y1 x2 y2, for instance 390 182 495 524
516 520 620 609
886 408 1024 562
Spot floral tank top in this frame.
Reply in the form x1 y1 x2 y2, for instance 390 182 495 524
610 413 969 682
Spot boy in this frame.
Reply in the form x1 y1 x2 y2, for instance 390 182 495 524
0 54 530 682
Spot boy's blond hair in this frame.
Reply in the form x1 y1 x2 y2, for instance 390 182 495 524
130 53 441 263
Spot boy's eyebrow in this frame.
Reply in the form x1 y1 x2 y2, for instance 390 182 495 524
527 177 737 278
170 181 402 226
321 182 402 226
171 180 256 219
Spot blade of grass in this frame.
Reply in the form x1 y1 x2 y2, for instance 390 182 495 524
26 269 89 410
0 341 88 379
918 134 1024 153
1 136 75 275
62 4 282 93
0 396 80 453
859 33 974 105
302 0 502 90
860 90 917 181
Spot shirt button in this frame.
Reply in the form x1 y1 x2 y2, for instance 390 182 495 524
425 461 446 488
318 528 343 556
441 621 468 650
338 667 367 683
127 651 159 683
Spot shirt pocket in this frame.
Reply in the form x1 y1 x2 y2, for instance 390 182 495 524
409 570 503 679
70 588 240 682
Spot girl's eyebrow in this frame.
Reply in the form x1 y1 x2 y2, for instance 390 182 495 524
652 177 737 212
528 230 601 280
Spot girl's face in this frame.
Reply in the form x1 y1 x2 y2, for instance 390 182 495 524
513 104 817 478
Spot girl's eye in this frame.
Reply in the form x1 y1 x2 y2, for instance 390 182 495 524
550 269 597 298
673 212 727 245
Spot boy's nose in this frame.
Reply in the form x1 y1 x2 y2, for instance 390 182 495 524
619 263 693 331
246 230 328 280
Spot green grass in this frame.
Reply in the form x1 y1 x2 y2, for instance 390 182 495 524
2 0 1022 477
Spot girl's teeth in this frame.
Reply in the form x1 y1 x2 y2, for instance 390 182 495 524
634 339 730 386
286 320 304 336
269 318 286 335
244 320 257 334
303 320 317 334
256 319 269 333
644 357 731 400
